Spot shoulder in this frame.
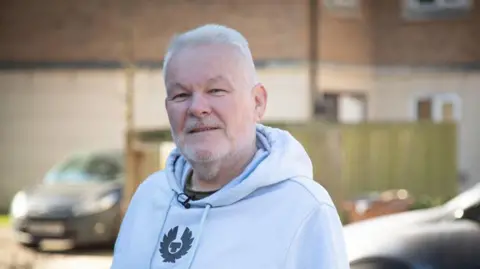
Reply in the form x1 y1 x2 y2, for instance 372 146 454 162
129 170 171 203
282 178 350 269
120 170 173 223
290 176 335 208
275 177 336 211
137 170 168 190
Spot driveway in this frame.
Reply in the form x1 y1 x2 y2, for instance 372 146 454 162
0 226 113 269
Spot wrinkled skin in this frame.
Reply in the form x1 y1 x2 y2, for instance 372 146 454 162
164 43 267 190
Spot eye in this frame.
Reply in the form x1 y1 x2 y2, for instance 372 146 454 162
209 89 226 95
171 93 190 101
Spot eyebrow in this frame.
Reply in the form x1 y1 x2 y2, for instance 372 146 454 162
206 75 224 84
206 75 234 89
166 75 233 93
166 82 189 93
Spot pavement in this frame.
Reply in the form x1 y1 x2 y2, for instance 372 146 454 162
0 226 113 269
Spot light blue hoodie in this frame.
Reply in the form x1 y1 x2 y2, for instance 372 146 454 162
111 124 349 269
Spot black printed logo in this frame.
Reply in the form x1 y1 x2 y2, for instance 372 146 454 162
159 226 194 263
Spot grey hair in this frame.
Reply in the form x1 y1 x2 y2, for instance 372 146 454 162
162 24 258 84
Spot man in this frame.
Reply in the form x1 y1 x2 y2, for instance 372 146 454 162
111 24 349 269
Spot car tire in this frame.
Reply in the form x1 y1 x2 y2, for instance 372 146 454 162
19 241 39 249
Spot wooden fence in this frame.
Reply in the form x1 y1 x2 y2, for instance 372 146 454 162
280 121 458 206
127 121 458 212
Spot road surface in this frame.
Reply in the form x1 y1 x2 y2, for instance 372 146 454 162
0 226 113 269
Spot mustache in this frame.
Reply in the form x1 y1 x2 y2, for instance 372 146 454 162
184 118 223 133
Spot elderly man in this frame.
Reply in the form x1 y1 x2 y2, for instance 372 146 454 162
111 24 349 269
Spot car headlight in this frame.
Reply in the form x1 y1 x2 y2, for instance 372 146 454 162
10 191 28 219
73 192 120 217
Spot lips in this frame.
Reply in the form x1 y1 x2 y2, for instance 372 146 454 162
188 126 220 134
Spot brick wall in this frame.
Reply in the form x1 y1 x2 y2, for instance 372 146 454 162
0 0 310 62
366 0 480 65
0 0 479 65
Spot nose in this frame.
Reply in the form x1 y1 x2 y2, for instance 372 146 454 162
188 93 211 118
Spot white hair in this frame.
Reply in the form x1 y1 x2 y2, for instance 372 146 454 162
162 24 258 84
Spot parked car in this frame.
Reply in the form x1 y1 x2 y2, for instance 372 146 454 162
9 149 124 250
344 183 480 269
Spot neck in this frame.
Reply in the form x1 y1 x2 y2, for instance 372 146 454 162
189 139 257 192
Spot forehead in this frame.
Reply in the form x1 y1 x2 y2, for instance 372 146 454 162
165 44 246 89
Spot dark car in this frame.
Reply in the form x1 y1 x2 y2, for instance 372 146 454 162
9 149 124 250
344 183 480 269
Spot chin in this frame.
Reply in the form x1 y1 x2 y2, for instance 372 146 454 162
183 147 229 163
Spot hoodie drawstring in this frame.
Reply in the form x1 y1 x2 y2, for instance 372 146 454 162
187 204 212 269
149 194 175 269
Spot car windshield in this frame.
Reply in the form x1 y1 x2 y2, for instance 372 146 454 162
444 183 480 210
44 152 123 184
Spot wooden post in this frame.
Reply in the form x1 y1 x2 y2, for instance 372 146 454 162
122 64 136 214
309 0 320 119
121 0 137 214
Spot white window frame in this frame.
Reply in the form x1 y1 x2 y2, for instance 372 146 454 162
404 0 472 12
410 93 462 122
324 0 360 9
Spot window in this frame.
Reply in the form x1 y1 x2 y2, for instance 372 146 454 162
405 0 472 10
416 99 433 120
323 0 361 17
315 92 367 123
339 94 367 123
45 153 123 184
441 102 455 122
324 0 359 9
463 202 480 222
402 0 472 20
351 257 412 269
85 157 121 179
316 93 339 121
411 93 461 122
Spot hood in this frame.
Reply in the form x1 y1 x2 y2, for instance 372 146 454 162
25 180 122 207
344 206 449 239
343 206 450 261
165 124 313 208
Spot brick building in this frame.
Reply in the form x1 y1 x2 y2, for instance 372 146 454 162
1 0 479 64
1 0 479 210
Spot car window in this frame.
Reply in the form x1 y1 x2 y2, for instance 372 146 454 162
44 152 123 183
463 202 480 222
85 156 121 179
57 155 87 173
351 261 411 269
351 257 412 269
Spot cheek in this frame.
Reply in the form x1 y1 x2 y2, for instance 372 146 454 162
167 105 186 133
216 97 255 132
236 97 256 122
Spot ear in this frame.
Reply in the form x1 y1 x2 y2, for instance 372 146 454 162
253 83 267 122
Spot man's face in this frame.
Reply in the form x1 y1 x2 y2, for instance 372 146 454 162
164 44 267 163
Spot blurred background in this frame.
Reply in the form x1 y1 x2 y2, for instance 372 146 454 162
1 0 480 268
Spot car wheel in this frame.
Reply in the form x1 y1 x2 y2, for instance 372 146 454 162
19 241 39 249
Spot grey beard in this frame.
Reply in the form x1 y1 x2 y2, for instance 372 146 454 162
189 161 221 182
171 130 225 164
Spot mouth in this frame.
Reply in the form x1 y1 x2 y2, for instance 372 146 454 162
188 126 220 134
